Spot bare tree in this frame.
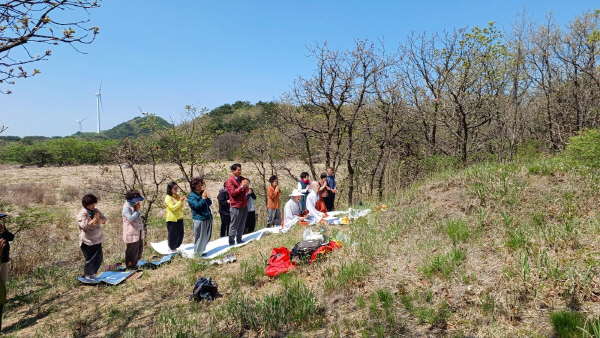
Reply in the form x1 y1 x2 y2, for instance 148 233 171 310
0 0 100 93
159 105 213 190
110 116 170 242
279 40 394 205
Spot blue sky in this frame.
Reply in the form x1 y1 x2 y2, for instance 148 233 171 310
1 1 597 137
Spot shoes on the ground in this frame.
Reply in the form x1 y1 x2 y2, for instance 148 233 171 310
209 259 223 265
236 239 245 245
228 237 235 246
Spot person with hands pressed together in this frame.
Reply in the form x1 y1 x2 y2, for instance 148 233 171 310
325 167 337 211
217 183 231 238
244 180 257 234
284 189 309 224
297 171 311 212
165 181 185 253
307 181 328 221
122 190 145 269
0 217 14 285
225 163 249 245
187 177 213 256
316 173 331 213
77 194 107 278
267 175 283 227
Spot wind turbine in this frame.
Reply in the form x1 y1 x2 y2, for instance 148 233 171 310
138 106 148 115
69 116 89 132
93 83 104 133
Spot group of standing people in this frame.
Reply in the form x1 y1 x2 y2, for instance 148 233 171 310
76 163 338 278
77 190 148 279
77 176 214 279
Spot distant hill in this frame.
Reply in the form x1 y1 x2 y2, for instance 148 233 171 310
0 116 173 143
73 116 173 140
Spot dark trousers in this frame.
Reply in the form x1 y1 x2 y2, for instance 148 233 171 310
229 207 247 242
166 219 184 250
81 243 103 276
125 233 144 269
0 304 3 330
244 211 256 234
325 193 336 212
219 213 230 238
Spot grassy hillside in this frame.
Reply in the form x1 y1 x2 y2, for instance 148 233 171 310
0 155 600 337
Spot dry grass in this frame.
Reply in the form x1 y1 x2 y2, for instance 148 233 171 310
1 158 600 337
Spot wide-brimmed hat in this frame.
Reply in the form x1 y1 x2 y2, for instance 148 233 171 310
289 189 304 197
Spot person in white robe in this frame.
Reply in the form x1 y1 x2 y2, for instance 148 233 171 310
306 181 327 220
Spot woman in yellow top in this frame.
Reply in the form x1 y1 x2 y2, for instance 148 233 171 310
165 181 186 253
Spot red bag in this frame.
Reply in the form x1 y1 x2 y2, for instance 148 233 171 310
266 247 296 277
309 241 341 263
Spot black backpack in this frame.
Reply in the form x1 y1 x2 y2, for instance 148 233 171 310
290 237 328 262
190 277 218 302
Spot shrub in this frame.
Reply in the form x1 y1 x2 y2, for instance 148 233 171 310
564 128 600 168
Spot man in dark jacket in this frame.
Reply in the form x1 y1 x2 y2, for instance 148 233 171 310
217 183 231 238
0 214 14 285
325 167 337 212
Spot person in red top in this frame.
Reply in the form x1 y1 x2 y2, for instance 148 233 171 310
225 163 249 245
266 175 283 227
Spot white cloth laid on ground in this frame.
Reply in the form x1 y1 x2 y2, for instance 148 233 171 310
151 228 273 259
151 208 372 259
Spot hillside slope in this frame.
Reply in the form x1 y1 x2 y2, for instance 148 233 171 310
0 157 599 337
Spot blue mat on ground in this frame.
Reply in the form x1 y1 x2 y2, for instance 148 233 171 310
136 252 177 268
116 252 177 271
77 271 135 285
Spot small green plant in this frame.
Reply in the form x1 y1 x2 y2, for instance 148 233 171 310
420 248 467 278
506 228 527 250
239 256 265 286
225 279 323 333
357 295 366 309
416 301 450 327
550 311 586 338
324 260 371 291
401 294 413 312
445 219 470 245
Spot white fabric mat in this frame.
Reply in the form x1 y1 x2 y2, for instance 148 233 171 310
150 208 372 259
151 228 277 259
